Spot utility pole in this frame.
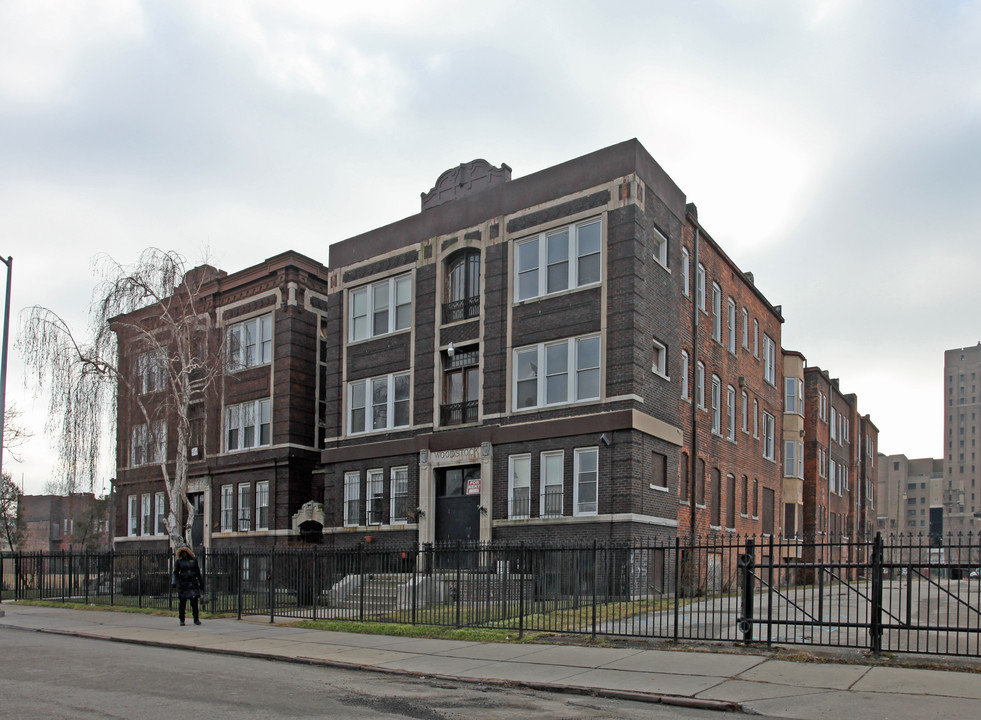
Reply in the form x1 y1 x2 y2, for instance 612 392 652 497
0 256 11 483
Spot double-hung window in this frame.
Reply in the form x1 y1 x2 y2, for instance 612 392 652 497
574 447 599 516
726 385 736 441
390 467 409 523
762 411 775 460
711 375 722 434
220 485 234 532
348 372 410 434
727 299 736 352
255 481 269 530
681 350 690 399
131 421 166 466
763 334 776 385
344 472 360 527
227 314 273 370
741 309 749 349
349 274 412 342
225 398 271 451
136 351 166 394
154 492 166 535
681 247 690 296
712 284 722 342
238 483 251 531
513 335 600 410
366 469 384 525
696 362 706 409
696 264 706 312
741 391 749 433
508 454 531 519
651 226 667 266
515 218 601 301
785 377 803 415
784 441 803 478
541 450 564 517
141 494 151 536
128 496 138 536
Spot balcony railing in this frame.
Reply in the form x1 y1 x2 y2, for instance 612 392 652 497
440 400 478 427
442 296 480 324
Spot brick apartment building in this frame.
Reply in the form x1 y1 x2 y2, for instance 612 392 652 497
19 493 109 552
801 367 878 542
110 139 834 550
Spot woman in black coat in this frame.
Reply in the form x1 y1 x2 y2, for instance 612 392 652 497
173 546 205 626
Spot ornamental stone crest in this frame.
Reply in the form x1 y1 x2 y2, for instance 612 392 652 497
421 159 512 211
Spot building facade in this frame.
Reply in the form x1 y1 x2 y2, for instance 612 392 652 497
943 345 981 535
19 493 109 552
110 140 844 551
877 454 943 537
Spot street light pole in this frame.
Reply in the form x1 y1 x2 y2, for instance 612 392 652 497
0 255 12 483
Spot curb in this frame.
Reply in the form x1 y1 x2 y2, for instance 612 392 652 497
8 623 744 713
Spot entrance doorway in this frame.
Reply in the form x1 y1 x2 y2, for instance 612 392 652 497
434 465 480 546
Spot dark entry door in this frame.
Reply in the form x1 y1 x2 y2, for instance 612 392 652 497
189 493 205 554
434 465 481 546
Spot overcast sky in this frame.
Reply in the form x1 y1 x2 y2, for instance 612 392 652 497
2 0 979 495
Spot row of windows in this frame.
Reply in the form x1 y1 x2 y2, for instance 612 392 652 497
343 467 410 527
679 455 776 534
681 353 776 461
127 492 166 537
508 447 599 519
219 481 270 532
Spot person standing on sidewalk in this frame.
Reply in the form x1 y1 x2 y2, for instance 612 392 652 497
172 546 205 626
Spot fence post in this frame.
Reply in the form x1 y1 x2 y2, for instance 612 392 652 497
236 547 243 621
312 547 319 622
138 548 144 609
269 547 276 624
673 538 681 642
518 543 525 639
61 549 67 603
591 540 598 640
870 532 884 654
739 538 755 643
455 541 462 628
358 543 365 623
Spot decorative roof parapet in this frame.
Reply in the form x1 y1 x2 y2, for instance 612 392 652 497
421 159 512 211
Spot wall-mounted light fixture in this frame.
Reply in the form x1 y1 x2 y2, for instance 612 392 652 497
600 433 612 447
447 342 455 358
414 508 425 519
478 505 488 515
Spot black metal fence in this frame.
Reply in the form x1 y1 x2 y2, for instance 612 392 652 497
3 533 980 656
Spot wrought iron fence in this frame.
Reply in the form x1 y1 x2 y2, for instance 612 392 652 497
3 533 980 656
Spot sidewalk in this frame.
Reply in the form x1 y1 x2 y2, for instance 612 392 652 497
2 603 979 719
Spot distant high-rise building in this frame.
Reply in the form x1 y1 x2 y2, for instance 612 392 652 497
943 345 981 535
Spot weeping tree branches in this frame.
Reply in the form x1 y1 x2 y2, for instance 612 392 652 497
19 249 224 547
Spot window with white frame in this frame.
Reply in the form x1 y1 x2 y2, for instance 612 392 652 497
574 447 598 516
366 469 384 525
753 398 759 437
819 391 827 422
681 350 690 400
711 375 722 434
390 467 409 523
154 492 166 535
128 496 139 536
227 314 273 370
515 218 601 302
541 450 564 517
348 372 410 434
349 274 412 342
696 263 706 312
651 338 668 378
508 454 531 519
651 226 667 266
741 391 749 433
819 448 827 477
785 377 803 415
141 494 151 536
829 460 837 494
513 335 600 410
762 411 775 460
784 441 803 478
136 351 166 394
681 246 690 296
753 319 759 357
696 362 706 409
727 385 736 441
238 483 251 531
712 284 722 342
763 334 776 385
255 481 269 530
830 406 838 441
220 485 234 532
225 398 271 451
131 421 166 467
344 472 360 527
741 308 748 349
727 299 736 352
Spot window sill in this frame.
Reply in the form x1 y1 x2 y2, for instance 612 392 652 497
513 281 602 306
649 484 670 492
651 254 669 272
511 398 600 415
652 368 670 381
346 426 412 439
347 327 411 348
227 362 272 375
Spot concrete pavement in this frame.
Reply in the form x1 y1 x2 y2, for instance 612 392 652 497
1 603 979 718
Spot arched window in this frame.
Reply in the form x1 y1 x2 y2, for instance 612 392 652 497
444 250 480 323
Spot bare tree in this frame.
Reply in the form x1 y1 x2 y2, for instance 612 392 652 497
19 249 223 548
0 472 23 551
